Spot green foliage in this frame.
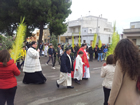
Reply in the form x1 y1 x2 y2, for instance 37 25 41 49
78 32 81 47
106 23 120 57
49 0 72 36
0 0 20 36
0 0 72 42
92 34 97 49
0 35 14 50
72 34 74 48
50 34 58 51
98 40 102 49
64 43 68 51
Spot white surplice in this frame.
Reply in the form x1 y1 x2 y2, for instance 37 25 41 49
83 66 90 78
74 55 84 80
57 72 72 86
44 46 48 56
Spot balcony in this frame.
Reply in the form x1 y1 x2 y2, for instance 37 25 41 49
123 28 140 34
68 20 81 27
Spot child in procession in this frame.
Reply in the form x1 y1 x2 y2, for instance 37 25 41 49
74 51 84 84
100 54 115 105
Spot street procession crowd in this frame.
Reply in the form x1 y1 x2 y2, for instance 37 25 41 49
1 38 140 105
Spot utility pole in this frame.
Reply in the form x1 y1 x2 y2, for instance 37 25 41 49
96 14 102 43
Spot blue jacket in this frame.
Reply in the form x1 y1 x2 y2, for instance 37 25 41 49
48 48 54 55
103 48 108 53
60 52 73 73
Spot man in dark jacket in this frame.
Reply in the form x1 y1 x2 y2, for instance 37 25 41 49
89 45 94 61
97 46 103 62
94 45 98 59
46 45 54 67
56 48 74 89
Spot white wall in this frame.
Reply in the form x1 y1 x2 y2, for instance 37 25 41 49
82 34 111 44
136 38 140 45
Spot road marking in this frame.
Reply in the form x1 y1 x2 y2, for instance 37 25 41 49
93 67 101 70
27 86 102 105
74 103 87 105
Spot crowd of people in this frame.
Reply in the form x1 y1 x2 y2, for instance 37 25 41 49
0 39 140 105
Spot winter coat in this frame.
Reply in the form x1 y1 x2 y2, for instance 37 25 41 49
108 61 140 105
101 64 115 89
0 59 20 89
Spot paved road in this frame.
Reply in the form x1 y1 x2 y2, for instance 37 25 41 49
15 57 105 105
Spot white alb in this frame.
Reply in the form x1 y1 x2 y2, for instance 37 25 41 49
74 55 84 80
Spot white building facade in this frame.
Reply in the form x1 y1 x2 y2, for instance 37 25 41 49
61 16 113 45
123 21 140 47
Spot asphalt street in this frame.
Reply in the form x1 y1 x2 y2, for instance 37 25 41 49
14 57 105 105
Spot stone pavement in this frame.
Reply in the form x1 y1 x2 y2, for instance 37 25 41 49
14 57 105 105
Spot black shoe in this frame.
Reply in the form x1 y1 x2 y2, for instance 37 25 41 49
56 82 59 88
67 86 74 89
75 79 80 84
83 78 88 80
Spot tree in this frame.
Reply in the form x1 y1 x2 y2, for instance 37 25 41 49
0 35 14 50
0 0 72 48
48 0 72 36
19 0 71 47
18 0 51 47
0 0 20 36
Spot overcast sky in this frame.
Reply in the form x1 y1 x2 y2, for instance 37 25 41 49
67 0 140 34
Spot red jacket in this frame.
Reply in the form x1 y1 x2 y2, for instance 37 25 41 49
0 59 20 89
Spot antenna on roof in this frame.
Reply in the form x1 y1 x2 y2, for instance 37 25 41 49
101 14 102 18
89 11 90 16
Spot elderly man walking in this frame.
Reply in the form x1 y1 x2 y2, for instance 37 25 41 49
56 48 74 89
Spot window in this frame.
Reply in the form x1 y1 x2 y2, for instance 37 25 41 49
84 30 86 32
104 28 111 32
131 25 135 28
90 29 92 33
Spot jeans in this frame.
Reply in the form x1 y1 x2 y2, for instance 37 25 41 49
103 53 106 60
17 60 24 69
20 60 24 67
98 53 103 61
0 86 17 105
57 55 61 65
16 61 20 69
103 87 111 105
89 53 93 61
47 56 54 66
53 57 56 67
